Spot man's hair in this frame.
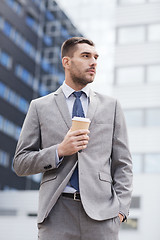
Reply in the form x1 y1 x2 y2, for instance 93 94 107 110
61 37 95 58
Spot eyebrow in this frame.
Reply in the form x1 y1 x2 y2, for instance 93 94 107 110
81 51 99 58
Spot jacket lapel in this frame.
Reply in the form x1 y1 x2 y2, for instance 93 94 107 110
54 87 97 129
54 87 72 129
86 89 97 122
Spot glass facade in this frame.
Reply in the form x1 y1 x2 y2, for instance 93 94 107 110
132 153 160 174
117 26 146 44
117 23 160 45
0 115 21 141
0 149 10 168
124 108 160 127
0 82 29 113
115 67 145 85
0 0 82 190
0 49 12 69
4 0 22 16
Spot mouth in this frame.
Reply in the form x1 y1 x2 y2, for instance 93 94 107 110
87 68 96 74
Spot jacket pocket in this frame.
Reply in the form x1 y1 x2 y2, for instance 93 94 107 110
40 170 57 186
99 172 112 183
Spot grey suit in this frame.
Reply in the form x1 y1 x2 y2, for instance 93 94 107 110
13 86 132 232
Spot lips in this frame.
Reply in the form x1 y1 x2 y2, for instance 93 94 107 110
87 68 96 74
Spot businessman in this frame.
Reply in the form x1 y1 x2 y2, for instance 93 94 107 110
13 37 133 240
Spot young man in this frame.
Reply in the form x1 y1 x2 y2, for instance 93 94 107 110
13 37 133 240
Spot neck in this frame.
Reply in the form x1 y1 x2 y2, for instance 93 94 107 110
65 80 87 91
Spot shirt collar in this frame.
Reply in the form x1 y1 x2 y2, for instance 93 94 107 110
62 82 90 99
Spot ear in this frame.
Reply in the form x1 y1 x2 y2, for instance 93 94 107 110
62 56 70 69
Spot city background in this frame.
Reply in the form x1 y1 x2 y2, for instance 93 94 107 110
0 0 160 239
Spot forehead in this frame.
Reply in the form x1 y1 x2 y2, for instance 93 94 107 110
74 43 98 55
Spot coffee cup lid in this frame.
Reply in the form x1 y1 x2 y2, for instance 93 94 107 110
72 117 91 122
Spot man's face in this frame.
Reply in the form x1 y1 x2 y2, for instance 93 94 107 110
69 43 99 87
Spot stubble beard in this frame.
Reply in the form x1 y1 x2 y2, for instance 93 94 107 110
70 65 95 87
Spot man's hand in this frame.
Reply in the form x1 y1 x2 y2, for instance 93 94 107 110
58 129 90 158
119 213 124 223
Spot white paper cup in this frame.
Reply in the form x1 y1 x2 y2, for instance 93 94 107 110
71 117 91 131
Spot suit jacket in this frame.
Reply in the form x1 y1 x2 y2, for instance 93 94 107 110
13 86 133 224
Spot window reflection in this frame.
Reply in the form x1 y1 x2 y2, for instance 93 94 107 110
146 109 160 126
132 154 143 174
145 154 160 173
148 24 160 42
121 218 138 230
124 110 144 127
117 26 146 44
124 108 160 127
115 67 144 85
147 65 160 83
118 0 145 5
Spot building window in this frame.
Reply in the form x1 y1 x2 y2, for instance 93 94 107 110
43 35 53 46
115 66 145 85
5 0 22 16
3 21 12 37
15 64 39 92
147 65 160 83
118 0 146 5
148 0 160 2
0 17 38 62
0 81 29 113
0 149 10 168
124 108 160 127
42 74 59 92
46 21 61 37
130 196 141 209
31 173 42 183
132 154 144 174
146 108 160 126
117 26 146 44
26 15 43 37
145 153 160 173
44 47 60 63
0 115 21 140
124 109 144 127
45 10 55 21
32 0 45 11
148 23 160 42
0 49 12 69
121 218 138 230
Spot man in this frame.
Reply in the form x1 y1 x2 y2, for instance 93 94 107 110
13 37 133 240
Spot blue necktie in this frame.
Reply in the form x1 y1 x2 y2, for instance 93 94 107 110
70 91 85 191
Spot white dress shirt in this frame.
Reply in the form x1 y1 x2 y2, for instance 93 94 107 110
59 82 90 193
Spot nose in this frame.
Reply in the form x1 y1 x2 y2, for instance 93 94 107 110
90 57 97 67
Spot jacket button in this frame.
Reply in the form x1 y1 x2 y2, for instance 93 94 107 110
44 164 52 170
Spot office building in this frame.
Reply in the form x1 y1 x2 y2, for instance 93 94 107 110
113 1 160 239
0 0 82 190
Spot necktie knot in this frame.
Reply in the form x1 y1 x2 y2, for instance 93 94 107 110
73 91 83 99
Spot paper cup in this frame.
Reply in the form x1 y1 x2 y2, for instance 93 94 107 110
71 117 91 131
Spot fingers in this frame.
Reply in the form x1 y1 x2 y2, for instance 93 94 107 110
68 129 90 136
58 129 90 157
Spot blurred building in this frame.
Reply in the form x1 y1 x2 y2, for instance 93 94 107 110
113 1 160 240
0 0 82 190
57 0 116 95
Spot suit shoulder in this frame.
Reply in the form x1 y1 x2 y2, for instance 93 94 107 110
30 90 58 107
94 91 117 104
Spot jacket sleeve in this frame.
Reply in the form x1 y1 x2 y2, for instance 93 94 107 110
111 100 133 218
13 100 58 176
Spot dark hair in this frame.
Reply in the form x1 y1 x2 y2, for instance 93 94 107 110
61 37 95 58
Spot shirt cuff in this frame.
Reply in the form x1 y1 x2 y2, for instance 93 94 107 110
55 148 63 167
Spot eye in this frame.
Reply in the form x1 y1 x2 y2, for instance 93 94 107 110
82 54 89 58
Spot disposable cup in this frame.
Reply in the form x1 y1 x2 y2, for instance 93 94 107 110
71 117 91 131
